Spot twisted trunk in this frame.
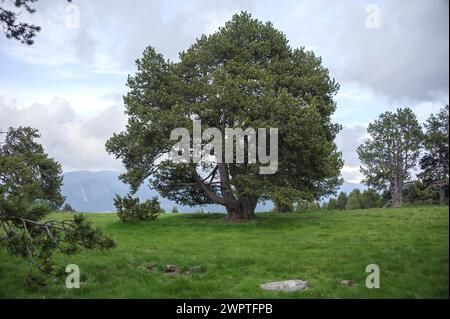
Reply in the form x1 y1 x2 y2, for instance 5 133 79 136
224 197 257 221
193 164 258 221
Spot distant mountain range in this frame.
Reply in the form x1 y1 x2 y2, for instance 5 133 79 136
61 170 364 213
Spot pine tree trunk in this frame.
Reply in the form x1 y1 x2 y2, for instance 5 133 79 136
392 192 401 207
391 177 403 208
225 197 257 221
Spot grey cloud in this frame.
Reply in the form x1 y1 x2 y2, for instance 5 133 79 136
335 125 369 183
335 0 449 101
114 0 256 64
12 0 447 102
83 104 127 140
8 0 449 102
100 92 124 103
275 0 448 102
335 125 367 167
73 28 96 64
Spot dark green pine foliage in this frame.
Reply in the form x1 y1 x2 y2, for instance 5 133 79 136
114 194 162 223
106 12 343 220
0 0 41 45
419 105 449 205
0 0 73 45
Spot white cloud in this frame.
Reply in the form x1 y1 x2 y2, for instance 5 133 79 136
0 85 127 117
341 165 364 184
0 96 126 172
5 44 77 66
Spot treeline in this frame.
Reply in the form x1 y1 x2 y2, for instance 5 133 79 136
276 178 448 213
274 105 449 212
329 105 449 209
323 180 446 211
324 189 383 210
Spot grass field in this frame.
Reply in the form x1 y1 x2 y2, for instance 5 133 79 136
0 206 448 298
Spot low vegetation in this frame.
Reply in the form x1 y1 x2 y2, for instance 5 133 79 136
0 206 447 298
114 195 163 223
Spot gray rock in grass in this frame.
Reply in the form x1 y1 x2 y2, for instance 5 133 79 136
260 280 308 292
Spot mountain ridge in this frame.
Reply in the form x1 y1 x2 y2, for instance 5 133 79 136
61 170 364 213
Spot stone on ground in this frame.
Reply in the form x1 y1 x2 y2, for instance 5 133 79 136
260 280 308 292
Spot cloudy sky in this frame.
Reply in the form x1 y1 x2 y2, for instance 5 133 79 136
0 0 448 182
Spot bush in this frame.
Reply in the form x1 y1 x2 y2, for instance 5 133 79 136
171 206 179 213
114 194 162 223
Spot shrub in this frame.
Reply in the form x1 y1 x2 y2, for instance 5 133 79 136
171 206 179 213
114 194 162 223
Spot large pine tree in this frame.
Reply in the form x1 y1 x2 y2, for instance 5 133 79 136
106 12 343 220
357 108 423 207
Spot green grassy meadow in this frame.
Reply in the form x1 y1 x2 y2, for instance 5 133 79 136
0 206 448 298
